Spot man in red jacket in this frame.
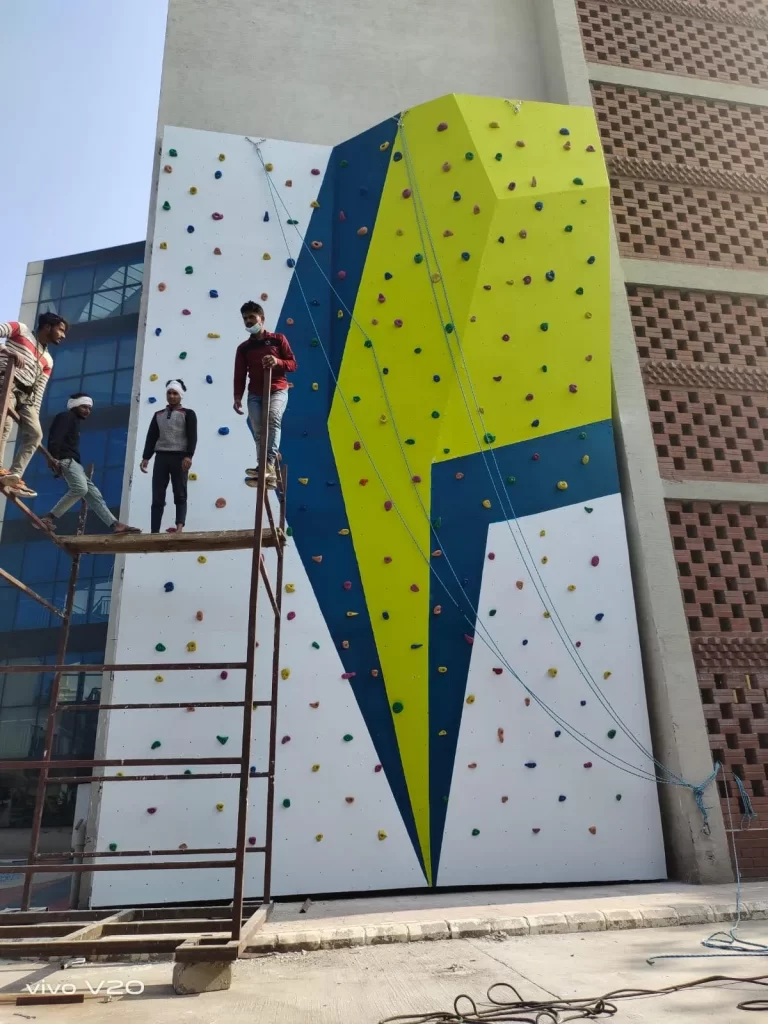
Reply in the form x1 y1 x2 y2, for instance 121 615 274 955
233 301 297 489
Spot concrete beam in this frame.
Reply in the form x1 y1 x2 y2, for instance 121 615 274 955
662 480 768 505
610 232 731 883
587 62 768 108
622 259 768 298
534 0 593 107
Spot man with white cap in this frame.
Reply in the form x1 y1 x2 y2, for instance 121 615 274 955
39 393 141 534
140 379 197 534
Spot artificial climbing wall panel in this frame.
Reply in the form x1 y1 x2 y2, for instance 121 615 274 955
93 96 665 905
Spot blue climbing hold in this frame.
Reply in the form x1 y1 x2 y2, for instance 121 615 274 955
215 170 222 179
209 289 219 298
587 256 597 264
382 611 390 620
164 582 174 592
558 795 567 802
384 272 393 280
461 252 470 261
522 639 529 646
218 427 230 435
433 375 440 382
206 375 213 384
263 211 269 222
580 700 587 706
535 202 544 211
148 397 157 404
286 258 296 268
393 152 403 162
187 225 195 233
453 191 461 201
382 367 389 375
531 419 540 427
524 762 537 769
411 643 423 649
560 128 570 136
595 613 604 621
554 730 561 737
154 328 162 336
545 270 555 282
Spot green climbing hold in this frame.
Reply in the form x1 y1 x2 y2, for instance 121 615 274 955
414 347 422 354
607 729 617 739
444 324 454 334
168 148 177 157
286 526 293 536
184 265 194 274
216 735 229 745
184 769 192 775
364 339 373 348
339 159 348 167
584 507 594 513
343 734 353 742
162 201 171 211
155 643 166 652
443 448 450 454
573 177 584 186
506 476 516 484
465 152 474 160
353 396 361 402
432 517 442 528
483 433 496 444
565 225 573 232
431 411 440 419
312 641 320 649
495 153 503 161
151 740 161 749
179 351 187 359
282 798 291 808
576 287 584 295
109 842 118 851
581 199 588 204
310 339 319 347
414 253 424 264
540 323 549 332
471 828 480 836
405 438 415 445
542 365 548 372
489 609 497 616
392 701 404 714
579 431 587 439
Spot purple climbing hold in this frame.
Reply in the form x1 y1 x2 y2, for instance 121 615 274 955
437 122 448 131
591 555 600 567
220 671 228 680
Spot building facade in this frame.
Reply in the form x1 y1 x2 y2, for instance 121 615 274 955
0 241 143 829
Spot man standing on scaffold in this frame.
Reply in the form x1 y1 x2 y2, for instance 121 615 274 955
233 301 296 489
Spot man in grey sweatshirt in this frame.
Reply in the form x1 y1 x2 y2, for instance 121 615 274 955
140 380 197 533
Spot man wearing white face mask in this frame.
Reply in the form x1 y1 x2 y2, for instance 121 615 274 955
233 300 297 489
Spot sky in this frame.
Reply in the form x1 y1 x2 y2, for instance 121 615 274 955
0 0 168 314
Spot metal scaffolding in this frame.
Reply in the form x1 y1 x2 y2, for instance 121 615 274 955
0 368 285 960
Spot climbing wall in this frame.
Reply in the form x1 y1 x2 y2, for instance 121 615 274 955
93 96 665 905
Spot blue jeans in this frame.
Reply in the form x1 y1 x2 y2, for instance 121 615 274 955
49 459 117 527
247 390 288 467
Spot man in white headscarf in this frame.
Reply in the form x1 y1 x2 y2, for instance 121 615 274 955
38 393 141 534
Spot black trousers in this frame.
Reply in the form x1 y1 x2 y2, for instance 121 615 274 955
151 452 188 533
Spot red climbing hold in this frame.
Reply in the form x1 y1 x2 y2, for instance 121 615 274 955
410 584 420 593
378 293 386 303
394 318 403 327
341 672 356 680
211 212 223 220
147 807 157 815
443 229 454 237
524 698 531 706
488 552 495 560
516 580 524 590
353 441 362 450
248 836 257 845
402 188 412 198
468 762 477 770
433 605 442 615
584 762 593 768
384 500 393 511
213 247 222 255
412 475 421 483
343 581 352 590
196 610 204 621
311 168 320 175
532 453 540 461
374 764 383 772
532 827 541 834
526 393 534 401
345 796 355 804
359 478 368 486
357 226 369 236
181 309 191 316
589 826 597 835
569 384 578 393
287 611 296 620
501 796 509 803
473 204 480 215
215 497 226 508
437 122 448 131
502 334 510 342
464 634 474 645
383 556 392 563
591 555 600 567
309 702 319 708
493 667 503 675
339 210 346 221
493 375 502 382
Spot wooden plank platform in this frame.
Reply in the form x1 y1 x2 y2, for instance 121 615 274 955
56 528 283 556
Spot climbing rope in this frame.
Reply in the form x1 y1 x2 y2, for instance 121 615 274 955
247 138 722 805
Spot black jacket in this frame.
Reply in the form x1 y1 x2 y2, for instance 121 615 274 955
47 410 82 463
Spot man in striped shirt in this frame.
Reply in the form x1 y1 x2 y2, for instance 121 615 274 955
0 312 67 498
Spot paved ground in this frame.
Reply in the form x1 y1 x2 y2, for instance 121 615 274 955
1 920 768 1023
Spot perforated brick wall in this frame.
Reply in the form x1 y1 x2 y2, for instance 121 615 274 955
592 84 768 177
612 179 768 268
578 0 768 86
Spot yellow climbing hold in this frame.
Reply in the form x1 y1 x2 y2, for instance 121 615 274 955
346 611 359 618
379 414 388 424
298 477 309 485
149 373 158 382
189 473 198 481
438 666 448 674
540 529 546 537
568 585 576 592
155 675 164 683
186 641 197 652
285 583 296 593
197 556 207 564
338 528 350 536
216 802 224 811
189 186 198 195
438 730 447 737
219 153 226 162
548 667 558 678
396 228 404 236
207 332 221 339
159 241 167 250
311 382 319 391
482 499 492 509
312 764 320 772
315 834 324 841
431 273 441 283
337 310 344 319
281 668 291 680
116 771 124 777
557 481 569 491
310 200 320 208
543 611 551 619
541 556 548 564
264 162 273 171
262 253 271 260
581 455 590 465
466 694 476 704
604 671 612 680
489 120 500 128
378 830 388 841
379 140 390 151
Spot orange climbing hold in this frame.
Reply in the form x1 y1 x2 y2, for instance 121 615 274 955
516 581 524 590
312 555 322 563
497 728 505 743
196 611 204 621
215 497 226 508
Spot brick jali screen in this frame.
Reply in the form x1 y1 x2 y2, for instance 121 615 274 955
578 0 768 86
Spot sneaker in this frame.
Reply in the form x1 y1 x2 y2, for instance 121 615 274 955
245 468 259 478
4 474 37 498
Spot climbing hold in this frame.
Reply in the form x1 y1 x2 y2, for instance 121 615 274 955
310 200 320 208
591 555 600 567
483 432 496 444
587 256 596 264
163 581 174 593
163 164 173 174
162 201 171 211
558 795 567 803
281 668 291 680
540 323 549 332
282 799 291 808
155 642 166 652
378 830 388 841
607 729 617 739
157 282 167 292
343 734 353 743
461 252 470 261
394 319 403 328
482 499 491 509
392 701 404 714
218 426 229 435
546 270 555 282
147 807 157 815
531 419 540 428
286 584 296 593
557 481 568 491
341 640 349 649
215 497 226 509
215 170 222 179
548 668 558 678
452 190 461 200
151 740 161 749
523 276 532 285
346 611 358 618
357 226 368 237
573 177 584 186
595 612 605 622
588 826 597 835
525 762 537 769
569 384 578 394
211 212 223 220
214 247 222 255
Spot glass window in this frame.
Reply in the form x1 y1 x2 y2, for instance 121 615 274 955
52 343 84 379
113 368 132 405
0 589 17 633
62 266 94 297
1 671 41 707
89 578 112 622
118 334 136 369
125 261 144 288
121 285 141 315
0 544 24 578
101 467 123 508
15 586 53 630
46 377 77 409
93 263 126 292
22 545 55 584
39 272 64 302
0 708 39 759
81 372 113 407
107 429 127 467
90 289 123 320
84 339 117 376
80 429 107 467
59 294 91 324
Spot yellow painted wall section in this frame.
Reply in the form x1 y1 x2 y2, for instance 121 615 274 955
328 94 611 879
